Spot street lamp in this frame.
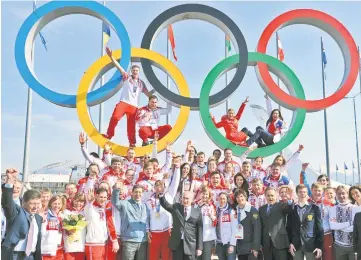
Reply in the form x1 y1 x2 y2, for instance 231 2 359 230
344 92 361 184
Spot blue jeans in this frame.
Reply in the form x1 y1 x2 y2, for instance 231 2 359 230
255 127 274 146
216 242 236 260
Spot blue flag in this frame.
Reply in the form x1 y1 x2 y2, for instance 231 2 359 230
344 163 348 170
102 23 111 47
321 38 327 68
33 1 47 51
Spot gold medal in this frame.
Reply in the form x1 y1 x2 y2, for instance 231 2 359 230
155 212 160 218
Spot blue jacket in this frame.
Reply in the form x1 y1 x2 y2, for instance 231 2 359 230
112 188 150 242
1 185 43 260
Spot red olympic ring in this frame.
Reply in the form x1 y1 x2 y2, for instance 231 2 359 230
256 9 359 112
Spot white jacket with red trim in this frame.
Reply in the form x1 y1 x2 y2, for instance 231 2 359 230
208 184 230 207
135 175 156 202
77 176 101 194
84 201 117 246
251 166 266 181
123 158 142 180
41 210 63 256
135 105 172 128
216 204 235 245
196 202 217 242
101 169 125 189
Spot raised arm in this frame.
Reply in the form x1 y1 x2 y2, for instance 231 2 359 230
165 165 181 202
106 47 127 75
112 183 126 211
211 115 224 129
159 194 174 212
79 133 95 164
1 169 20 220
235 97 249 121
285 145 303 169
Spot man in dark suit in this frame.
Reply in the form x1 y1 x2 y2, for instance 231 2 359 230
259 186 293 260
159 190 203 260
1 168 42 260
353 212 361 259
289 184 323 260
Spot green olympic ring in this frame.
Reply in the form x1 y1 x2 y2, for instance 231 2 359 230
199 52 307 158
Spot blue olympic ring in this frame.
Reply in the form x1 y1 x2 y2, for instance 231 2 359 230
15 1 131 108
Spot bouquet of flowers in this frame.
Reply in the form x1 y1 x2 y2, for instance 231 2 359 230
63 214 88 242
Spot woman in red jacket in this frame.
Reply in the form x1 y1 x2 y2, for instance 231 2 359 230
211 97 259 147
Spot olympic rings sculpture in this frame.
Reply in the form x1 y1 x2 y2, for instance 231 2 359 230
14 1 360 158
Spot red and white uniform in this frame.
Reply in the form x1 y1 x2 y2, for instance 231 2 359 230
136 105 172 143
123 179 134 200
105 73 148 143
124 158 142 181
223 172 235 190
197 203 217 242
136 175 156 202
248 191 266 210
217 160 241 174
216 204 235 245
192 163 207 179
212 103 249 146
63 208 86 256
41 210 63 257
265 98 289 139
81 146 111 176
153 150 172 180
84 201 117 259
77 176 101 194
251 166 266 181
208 184 230 207
101 169 125 189
119 74 148 107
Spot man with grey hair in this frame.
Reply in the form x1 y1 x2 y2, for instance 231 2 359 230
160 190 203 260
2 168 43 260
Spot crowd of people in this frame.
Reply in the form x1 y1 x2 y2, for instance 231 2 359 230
3 136 361 260
2 47 360 260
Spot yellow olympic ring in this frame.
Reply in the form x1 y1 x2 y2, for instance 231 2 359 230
76 48 190 156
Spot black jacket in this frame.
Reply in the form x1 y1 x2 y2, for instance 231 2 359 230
259 202 293 250
1 185 42 260
353 212 361 258
159 195 203 257
289 204 324 252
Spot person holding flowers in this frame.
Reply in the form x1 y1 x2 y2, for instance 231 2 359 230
63 193 88 260
41 195 66 260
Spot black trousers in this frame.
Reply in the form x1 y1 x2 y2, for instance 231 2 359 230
173 240 195 260
262 238 288 260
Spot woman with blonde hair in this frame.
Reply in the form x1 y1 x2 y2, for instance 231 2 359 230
42 195 66 260
63 193 86 260
196 186 217 260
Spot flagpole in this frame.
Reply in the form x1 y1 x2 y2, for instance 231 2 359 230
336 167 338 182
345 167 347 185
166 28 171 125
359 46 361 94
353 95 361 184
225 34 229 113
321 37 331 180
276 31 281 111
353 162 355 185
98 0 106 156
22 1 36 190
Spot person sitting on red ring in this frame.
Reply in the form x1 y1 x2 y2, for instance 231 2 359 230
135 95 172 146
211 96 260 147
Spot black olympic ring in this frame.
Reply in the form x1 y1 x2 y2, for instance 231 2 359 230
141 3 248 110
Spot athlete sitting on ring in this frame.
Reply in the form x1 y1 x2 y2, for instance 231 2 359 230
211 96 259 147
135 95 172 146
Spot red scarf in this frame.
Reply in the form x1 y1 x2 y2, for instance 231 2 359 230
269 174 281 181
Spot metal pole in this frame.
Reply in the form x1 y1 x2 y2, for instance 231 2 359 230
321 37 331 179
345 168 347 185
353 97 361 184
276 31 281 111
22 33 35 187
225 34 229 113
166 28 171 125
98 0 106 156
358 46 361 94
336 170 338 182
